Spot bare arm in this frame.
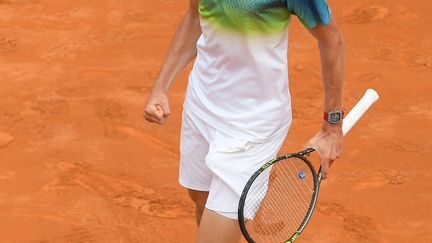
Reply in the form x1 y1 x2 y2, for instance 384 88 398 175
307 19 345 179
310 19 345 115
144 0 201 124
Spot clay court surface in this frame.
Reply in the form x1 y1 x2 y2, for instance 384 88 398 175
0 0 431 242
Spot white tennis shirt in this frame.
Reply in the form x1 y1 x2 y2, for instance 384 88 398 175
184 0 331 142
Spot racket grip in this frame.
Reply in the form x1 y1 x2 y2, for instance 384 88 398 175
342 89 379 136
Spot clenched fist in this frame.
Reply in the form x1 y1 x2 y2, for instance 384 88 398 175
143 90 171 124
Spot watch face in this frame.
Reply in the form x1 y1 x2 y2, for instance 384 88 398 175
329 112 342 123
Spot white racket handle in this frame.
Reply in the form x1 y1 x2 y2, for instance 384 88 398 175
342 89 379 136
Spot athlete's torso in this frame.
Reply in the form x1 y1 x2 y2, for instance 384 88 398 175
184 0 331 142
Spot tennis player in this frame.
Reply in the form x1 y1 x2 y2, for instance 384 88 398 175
144 0 344 242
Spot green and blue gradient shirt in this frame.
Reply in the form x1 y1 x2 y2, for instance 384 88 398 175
185 0 331 142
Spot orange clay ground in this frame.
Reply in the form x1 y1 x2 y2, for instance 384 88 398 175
0 0 431 242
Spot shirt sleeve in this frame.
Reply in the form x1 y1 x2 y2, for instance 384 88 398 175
287 0 332 29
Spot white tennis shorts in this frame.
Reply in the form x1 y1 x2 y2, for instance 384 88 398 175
179 108 289 220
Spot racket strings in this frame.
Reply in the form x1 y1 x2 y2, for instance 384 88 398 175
244 163 310 221
242 157 315 242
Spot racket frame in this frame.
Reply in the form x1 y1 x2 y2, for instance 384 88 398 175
238 148 322 243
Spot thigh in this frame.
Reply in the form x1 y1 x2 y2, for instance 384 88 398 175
187 189 209 206
204 129 288 219
197 208 241 243
179 109 214 191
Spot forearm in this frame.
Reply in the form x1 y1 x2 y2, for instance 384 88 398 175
153 8 201 93
307 31 345 177
318 31 345 126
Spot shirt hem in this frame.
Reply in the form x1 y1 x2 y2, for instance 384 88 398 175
183 100 291 144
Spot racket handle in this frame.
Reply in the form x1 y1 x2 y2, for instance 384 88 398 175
342 89 379 136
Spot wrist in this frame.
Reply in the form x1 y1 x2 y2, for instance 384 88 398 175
322 109 343 132
151 81 168 94
321 122 343 138
322 120 342 131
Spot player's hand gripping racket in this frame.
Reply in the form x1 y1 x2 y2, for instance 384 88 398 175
238 89 379 243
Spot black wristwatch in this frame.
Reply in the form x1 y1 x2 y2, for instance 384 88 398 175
324 110 344 124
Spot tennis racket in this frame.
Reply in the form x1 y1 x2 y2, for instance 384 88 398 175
238 89 380 243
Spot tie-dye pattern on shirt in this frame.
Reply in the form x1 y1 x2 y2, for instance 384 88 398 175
199 0 331 33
